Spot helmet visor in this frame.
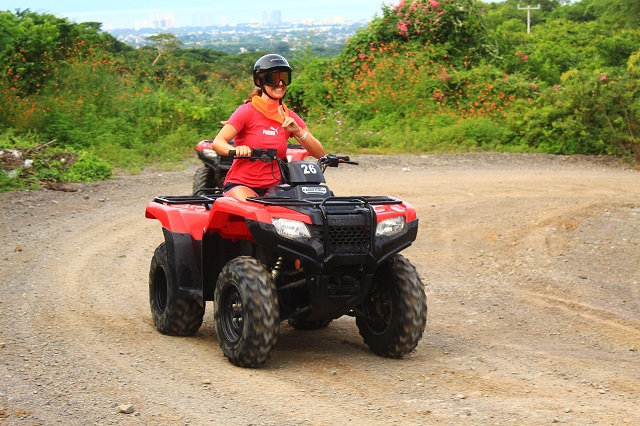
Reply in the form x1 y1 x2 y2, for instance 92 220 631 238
262 70 291 87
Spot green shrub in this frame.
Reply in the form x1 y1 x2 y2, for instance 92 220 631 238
64 153 112 182
0 130 112 190
506 67 639 159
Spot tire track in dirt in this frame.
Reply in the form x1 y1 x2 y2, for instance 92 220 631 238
520 290 640 344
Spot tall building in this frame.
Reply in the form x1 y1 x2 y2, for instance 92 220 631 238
262 10 282 26
270 10 282 25
149 12 176 30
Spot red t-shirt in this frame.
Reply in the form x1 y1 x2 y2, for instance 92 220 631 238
224 102 306 189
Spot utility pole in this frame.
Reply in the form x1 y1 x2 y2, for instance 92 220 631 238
518 3 541 34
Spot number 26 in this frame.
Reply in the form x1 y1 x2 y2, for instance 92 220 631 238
301 164 317 174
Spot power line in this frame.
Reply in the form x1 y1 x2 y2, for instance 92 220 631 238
518 3 541 34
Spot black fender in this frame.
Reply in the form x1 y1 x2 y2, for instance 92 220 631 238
161 227 204 306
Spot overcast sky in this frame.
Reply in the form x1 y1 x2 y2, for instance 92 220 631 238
1 0 390 28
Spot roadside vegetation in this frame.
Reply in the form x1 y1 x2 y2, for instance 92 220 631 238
1 0 638 191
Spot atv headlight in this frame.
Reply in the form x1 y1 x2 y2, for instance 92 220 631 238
376 216 406 237
202 149 218 159
272 218 311 239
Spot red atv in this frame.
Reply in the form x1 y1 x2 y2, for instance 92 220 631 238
146 149 427 367
193 140 308 193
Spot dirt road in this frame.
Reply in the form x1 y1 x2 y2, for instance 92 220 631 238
1 153 639 425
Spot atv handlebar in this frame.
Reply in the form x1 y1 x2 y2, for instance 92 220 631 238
228 148 358 169
227 148 277 163
317 154 358 170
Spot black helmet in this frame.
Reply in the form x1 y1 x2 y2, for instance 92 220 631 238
253 54 291 86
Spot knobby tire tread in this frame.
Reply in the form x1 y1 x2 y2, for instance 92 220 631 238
356 254 427 358
149 242 205 336
214 256 279 368
192 166 218 194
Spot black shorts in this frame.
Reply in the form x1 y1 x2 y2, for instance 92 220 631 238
223 183 269 197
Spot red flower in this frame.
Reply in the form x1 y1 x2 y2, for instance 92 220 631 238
393 0 406 10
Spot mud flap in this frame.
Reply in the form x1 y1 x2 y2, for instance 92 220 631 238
162 228 204 305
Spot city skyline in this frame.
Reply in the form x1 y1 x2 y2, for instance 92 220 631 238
1 1 386 29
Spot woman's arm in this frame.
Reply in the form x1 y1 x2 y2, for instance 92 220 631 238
293 128 325 159
211 123 250 157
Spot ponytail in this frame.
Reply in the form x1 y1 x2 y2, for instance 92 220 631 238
244 87 262 104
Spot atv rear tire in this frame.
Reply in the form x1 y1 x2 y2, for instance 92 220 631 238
214 256 279 368
356 254 427 358
193 166 220 194
287 318 332 330
149 242 205 336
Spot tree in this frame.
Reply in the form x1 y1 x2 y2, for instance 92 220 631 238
0 12 21 58
553 0 640 28
338 0 493 77
525 19 603 83
585 0 640 28
146 32 182 66
482 0 561 30
0 10 133 95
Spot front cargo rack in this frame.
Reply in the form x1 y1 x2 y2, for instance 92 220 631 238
247 195 404 207
152 194 403 210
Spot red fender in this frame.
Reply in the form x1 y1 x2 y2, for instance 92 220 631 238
145 202 210 240
146 197 313 242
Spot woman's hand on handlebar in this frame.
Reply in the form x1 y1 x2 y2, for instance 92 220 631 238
232 145 252 157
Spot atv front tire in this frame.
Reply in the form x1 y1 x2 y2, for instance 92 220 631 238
149 242 205 336
192 165 220 194
214 256 279 368
356 254 427 358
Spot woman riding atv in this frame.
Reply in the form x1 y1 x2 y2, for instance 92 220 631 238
211 54 325 201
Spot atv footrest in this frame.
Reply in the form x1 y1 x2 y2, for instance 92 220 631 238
154 194 222 209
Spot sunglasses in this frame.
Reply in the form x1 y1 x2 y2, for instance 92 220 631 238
262 70 292 87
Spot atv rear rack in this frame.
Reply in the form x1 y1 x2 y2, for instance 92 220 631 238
154 194 222 210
